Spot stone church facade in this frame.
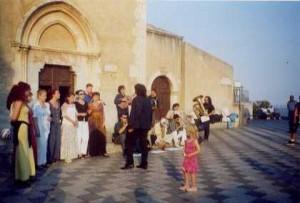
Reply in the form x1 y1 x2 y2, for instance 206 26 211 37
0 0 238 133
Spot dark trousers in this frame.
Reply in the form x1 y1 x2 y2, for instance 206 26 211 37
288 111 295 132
125 129 149 166
203 121 210 140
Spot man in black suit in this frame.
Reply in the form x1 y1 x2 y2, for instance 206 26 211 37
121 84 152 170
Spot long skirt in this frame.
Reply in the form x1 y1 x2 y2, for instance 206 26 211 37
88 129 106 156
37 131 49 166
77 121 89 155
61 122 78 162
15 123 36 181
48 122 61 163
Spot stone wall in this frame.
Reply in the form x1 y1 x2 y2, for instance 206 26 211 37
183 43 238 115
146 26 183 105
0 0 237 133
0 0 146 134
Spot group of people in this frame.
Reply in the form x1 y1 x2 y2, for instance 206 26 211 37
111 84 152 170
287 95 300 145
7 82 108 187
146 96 216 151
7 81 206 192
111 87 216 191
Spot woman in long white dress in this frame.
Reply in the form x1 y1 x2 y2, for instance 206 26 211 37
33 89 51 168
61 93 78 163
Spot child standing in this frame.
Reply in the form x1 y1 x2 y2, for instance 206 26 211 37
180 126 200 192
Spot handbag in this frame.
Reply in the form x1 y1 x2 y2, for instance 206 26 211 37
200 116 210 123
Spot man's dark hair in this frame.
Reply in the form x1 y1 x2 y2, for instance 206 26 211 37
118 85 125 94
290 95 294 101
172 103 180 110
134 83 147 97
86 83 93 88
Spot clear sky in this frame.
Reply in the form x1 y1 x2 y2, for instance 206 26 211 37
147 1 300 105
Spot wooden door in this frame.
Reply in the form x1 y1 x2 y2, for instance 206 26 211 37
39 64 75 104
151 76 171 120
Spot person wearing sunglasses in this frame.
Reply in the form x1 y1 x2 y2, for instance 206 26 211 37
75 90 89 158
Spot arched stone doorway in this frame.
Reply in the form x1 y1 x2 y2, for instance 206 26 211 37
151 76 171 120
14 1 100 98
39 64 75 104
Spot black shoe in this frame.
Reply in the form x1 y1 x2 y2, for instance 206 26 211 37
29 176 37 183
15 180 31 188
136 164 147 170
121 164 134 170
287 140 295 145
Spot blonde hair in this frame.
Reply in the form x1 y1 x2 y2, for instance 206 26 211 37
186 125 198 139
37 89 47 98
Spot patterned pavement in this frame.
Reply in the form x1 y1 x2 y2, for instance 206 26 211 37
0 120 299 203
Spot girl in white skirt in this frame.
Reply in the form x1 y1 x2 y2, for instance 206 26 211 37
61 93 78 163
75 90 89 158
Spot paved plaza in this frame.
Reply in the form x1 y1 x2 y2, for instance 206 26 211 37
0 120 299 203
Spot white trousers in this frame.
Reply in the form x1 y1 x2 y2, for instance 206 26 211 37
177 129 187 145
77 121 89 155
164 131 180 147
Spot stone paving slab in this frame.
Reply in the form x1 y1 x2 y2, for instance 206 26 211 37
0 120 299 203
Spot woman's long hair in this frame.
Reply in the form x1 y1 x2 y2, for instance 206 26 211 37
65 92 75 104
51 89 59 99
6 82 31 110
134 84 146 97
205 96 213 106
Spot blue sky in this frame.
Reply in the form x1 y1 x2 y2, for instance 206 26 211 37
147 1 300 105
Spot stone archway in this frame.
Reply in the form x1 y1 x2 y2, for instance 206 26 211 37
14 0 100 95
15 0 98 50
151 76 171 119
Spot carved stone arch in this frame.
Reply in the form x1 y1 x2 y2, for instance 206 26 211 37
15 0 99 51
37 21 77 50
147 71 179 92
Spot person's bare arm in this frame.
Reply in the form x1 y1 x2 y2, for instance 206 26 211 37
183 142 187 157
32 104 41 136
10 101 22 121
101 103 105 123
118 124 128 134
